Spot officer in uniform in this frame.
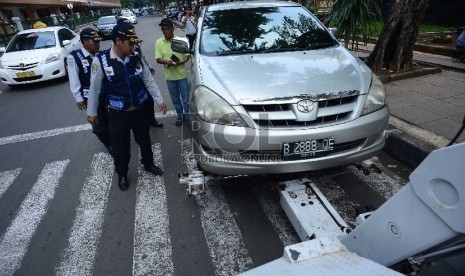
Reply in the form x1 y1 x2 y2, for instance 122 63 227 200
68 28 111 150
117 18 163 128
86 22 167 191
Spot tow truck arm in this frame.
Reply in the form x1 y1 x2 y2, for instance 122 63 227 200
241 143 465 275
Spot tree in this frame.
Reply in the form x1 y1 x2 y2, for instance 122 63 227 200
367 0 429 73
327 0 381 51
121 0 134 8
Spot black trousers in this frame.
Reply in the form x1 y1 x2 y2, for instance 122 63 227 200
108 102 154 177
147 95 155 121
186 34 196 50
84 97 111 149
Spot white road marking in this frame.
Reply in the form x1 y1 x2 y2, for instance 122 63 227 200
55 153 114 276
182 139 254 275
0 160 69 276
0 168 21 199
154 110 177 119
133 144 174 276
348 165 404 200
314 177 358 228
250 186 300 246
0 110 177 146
0 124 91 146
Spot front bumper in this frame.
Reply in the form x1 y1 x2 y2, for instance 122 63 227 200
191 107 389 175
0 61 65 85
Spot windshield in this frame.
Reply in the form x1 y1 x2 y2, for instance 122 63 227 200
98 17 117 25
121 12 134 17
200 6 337 56
6 31 56 52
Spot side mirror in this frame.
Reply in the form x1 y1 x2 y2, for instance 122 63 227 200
62 40 71 46
328 27 339 39
0 47 6 53
171 37 191 54
93 23 97 27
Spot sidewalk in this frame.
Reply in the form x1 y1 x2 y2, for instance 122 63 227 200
354 44 465 168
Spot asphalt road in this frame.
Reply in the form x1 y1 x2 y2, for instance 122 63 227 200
0 14 441 276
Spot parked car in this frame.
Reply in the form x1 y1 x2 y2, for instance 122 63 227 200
121 11 137 24
180 1 389 175
94 16 117 39
0 26 81 86
133 8 143 16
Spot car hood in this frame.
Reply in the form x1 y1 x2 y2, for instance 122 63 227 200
1 47 59 65
197 46 372 105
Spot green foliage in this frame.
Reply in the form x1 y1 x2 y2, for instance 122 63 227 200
121 0 134 8
327 0 381 50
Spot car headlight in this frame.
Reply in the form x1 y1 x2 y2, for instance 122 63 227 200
46 53 60 64
194 86 248 127
361 74 387 116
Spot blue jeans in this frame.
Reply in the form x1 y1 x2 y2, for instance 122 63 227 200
166 78 190 121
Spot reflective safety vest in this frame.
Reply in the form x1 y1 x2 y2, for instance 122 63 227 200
70 49 93 99
97 50 149 111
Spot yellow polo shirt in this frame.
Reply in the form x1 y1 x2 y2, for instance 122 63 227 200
155 37 188 81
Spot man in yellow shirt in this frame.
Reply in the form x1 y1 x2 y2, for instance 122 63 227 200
155 18 190 126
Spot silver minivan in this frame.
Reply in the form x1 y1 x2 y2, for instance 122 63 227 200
184 1 389 175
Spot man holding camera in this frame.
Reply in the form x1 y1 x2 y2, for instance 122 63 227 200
181 6 197 51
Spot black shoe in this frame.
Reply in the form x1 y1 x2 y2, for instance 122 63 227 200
144 165 163 176
175 118 182 126
150 119 163 128
118 176 129 191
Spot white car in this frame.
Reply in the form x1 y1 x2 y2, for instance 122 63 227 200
0 26 81 86
121 11 137 24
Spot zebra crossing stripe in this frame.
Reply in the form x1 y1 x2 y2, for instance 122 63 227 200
0 124 91 146
250 186 300 247
133 143 174 276
154 109 177 119
348 166 404 200
314 177 359 228
0 160 69 276
0 168 21 200
181 139 254 275
55 153 114 276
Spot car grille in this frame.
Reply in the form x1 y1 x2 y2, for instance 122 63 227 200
13 75 43 82
8 62 39 71
242 91 359 128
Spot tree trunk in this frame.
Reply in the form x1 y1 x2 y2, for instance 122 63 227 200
367 0 429 73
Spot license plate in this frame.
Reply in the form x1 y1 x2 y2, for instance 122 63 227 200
282 137 335 160
16 71 36 78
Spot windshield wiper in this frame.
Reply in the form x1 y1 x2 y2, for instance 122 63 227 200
215 49 262 56
304 42 336 50
260 47 304 53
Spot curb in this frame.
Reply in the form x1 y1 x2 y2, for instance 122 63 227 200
383 116 450 169
384 127 437 169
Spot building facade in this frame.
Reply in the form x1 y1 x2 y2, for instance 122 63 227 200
0 0 121 23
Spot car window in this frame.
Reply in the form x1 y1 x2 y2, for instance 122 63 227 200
58 29 75 46
97 17 117 25
121 12 134 17
6 31 56 52
200 6 336 56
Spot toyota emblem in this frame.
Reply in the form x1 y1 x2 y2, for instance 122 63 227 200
297 100 315 113
19 63 24 68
